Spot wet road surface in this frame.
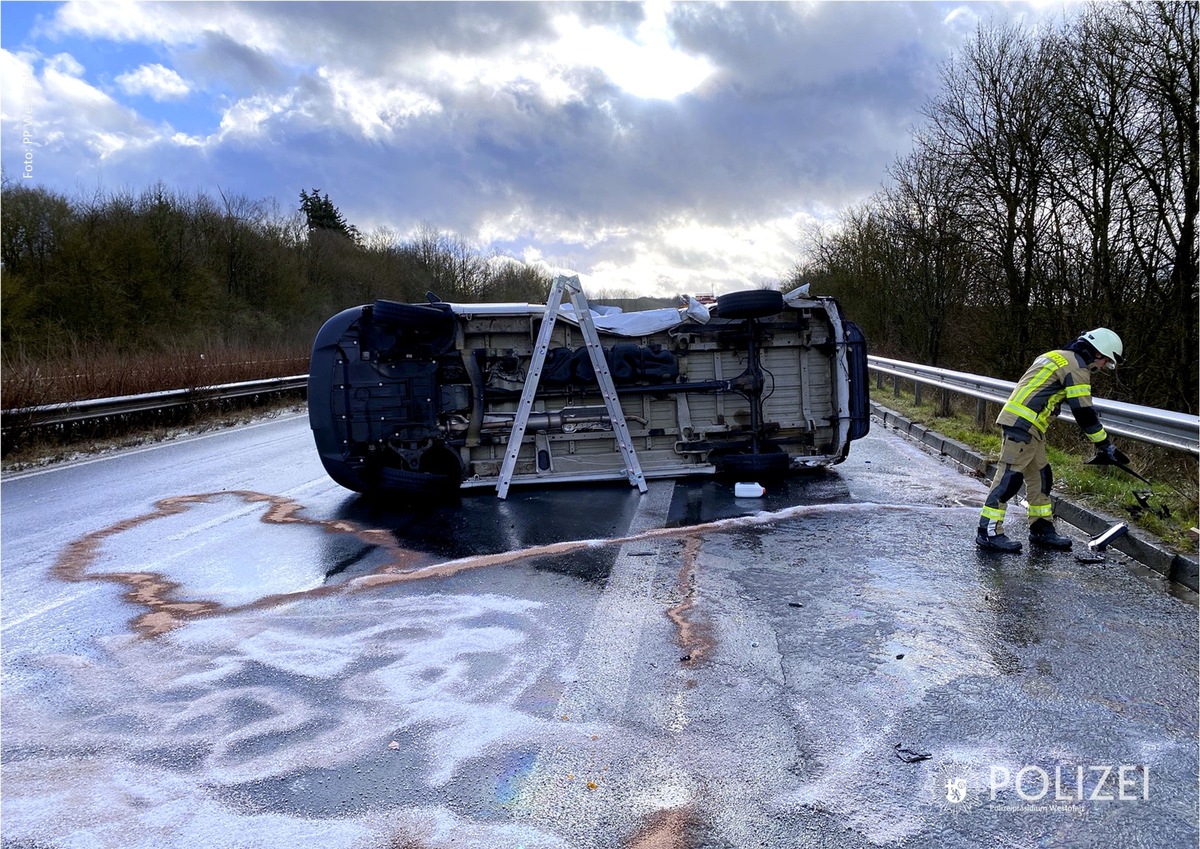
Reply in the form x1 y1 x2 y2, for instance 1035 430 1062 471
2 413 1197 848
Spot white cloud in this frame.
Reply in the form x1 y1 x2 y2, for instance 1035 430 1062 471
942 5 982 35
45 52 86 77
215 91 293 140
549 4 714 100
584 216 799 297
51 0 142 40
116 63 190 101
0 50 38 122
425 51 582 108
52 0 252 48
1 48 169 167
11 2 1081 297
42 59 129 122
317 67 442 141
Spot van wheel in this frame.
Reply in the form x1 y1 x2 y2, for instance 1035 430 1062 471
378 466 460 496
372 299 443 324
371 299 457 356
718 448 791 477
716 290 784 320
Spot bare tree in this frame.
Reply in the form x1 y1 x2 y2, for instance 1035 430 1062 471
1112 1 1198 410
1047 6 1142 330
406 223 489 301
881 145 977 364
922 22 1060 370
795 3 1196 410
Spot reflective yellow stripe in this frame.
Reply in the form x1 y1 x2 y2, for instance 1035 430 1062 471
1002 401 1040 426
1064 385 1090 399
980 506 1007 521
1005 352 1071 433
1087 428 1108 444
1010 356 1061 407
1038 390 1067 430
1027 503 1054 518
1002 397 1062 432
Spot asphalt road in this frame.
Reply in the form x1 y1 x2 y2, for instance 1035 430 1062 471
2 412 1197 849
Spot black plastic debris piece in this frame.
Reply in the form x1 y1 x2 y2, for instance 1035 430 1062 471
1133 490 1170 519
894 744 932 763
787 601 804 608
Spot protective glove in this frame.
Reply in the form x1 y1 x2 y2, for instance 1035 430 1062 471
1098 440 1130 466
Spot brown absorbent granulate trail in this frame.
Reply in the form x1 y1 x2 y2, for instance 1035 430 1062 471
54 495 910 637
625 806 698 849
348 499 899 591
666 536 713 665
52 490 427 637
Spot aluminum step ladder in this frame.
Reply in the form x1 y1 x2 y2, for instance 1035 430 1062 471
496 275 648 499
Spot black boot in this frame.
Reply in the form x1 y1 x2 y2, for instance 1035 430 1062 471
1029 518 1072 550
976 529 1022 553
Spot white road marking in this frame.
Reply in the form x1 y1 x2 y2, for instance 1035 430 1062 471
1 586 103 632
513 481 676 842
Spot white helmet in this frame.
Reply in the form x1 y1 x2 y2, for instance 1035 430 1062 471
1081 328 1123 368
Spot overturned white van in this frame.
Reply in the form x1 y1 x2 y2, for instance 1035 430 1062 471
308 276 869 497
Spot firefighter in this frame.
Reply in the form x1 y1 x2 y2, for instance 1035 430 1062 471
977 328 1128 552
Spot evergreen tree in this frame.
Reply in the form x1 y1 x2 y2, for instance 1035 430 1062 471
299 188 360 243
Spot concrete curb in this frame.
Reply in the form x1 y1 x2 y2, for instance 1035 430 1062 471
871 401 1199 592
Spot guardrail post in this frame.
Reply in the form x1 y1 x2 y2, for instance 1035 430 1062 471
893 375 901 399
976 399 987 428
940 388 951 418
914 381 922 406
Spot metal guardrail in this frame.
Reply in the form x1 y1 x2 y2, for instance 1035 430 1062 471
1 375 308 428
3 358 1197 457
869 356 1200 456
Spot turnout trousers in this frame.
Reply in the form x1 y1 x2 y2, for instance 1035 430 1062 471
978 429 1054 537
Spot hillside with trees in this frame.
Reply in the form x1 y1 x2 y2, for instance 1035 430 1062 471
794 1 1197 413
1 183 551 358
0 182 553 408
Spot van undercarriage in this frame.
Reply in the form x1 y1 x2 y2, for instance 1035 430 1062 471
308 278 869 497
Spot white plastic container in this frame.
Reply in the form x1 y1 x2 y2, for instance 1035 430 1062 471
734 482 766 498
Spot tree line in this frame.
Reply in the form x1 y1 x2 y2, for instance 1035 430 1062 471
3 0 1194 413
795 1 1197 413
1 181 552 358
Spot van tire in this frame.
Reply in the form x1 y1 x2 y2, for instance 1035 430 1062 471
378 466 460 497
372 299 442 324
716 290 784 320
718 448 791 477
371 299 457 356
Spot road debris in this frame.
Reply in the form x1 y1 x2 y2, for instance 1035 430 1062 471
893 744 932 763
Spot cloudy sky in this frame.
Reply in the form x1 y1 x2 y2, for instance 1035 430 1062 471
1 1 1071 297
